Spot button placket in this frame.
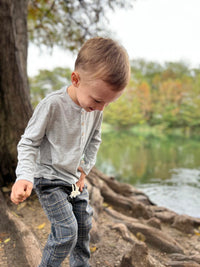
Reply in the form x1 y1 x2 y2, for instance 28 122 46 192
81 109 85 145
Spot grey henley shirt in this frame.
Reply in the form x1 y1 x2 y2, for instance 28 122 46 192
16 86 103 185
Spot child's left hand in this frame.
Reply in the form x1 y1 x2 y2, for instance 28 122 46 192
76 167 86 192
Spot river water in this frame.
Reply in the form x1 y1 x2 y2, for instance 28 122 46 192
96 132 200 218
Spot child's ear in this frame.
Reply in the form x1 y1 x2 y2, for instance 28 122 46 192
71 72 80 87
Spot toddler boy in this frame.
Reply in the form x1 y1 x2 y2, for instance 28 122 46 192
11 37 130 267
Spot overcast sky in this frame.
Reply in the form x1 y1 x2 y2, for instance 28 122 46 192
28 0 200 76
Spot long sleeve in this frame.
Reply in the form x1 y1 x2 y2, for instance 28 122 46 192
80 113 103 175
15 86 104 185
16 100 51 183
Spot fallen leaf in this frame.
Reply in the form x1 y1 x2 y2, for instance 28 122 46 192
11 211 20 218
17 202 27 211
90 246 97 253
28 207 35 211
4 238 11 244
2 186 11 193
136 232 146 242
109 243 116 248
0 232 9 241
103 203 113 209
37 223 46 230
194 229 200 236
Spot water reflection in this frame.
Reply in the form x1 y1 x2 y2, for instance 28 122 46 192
96 132 200 218
138 168 200 218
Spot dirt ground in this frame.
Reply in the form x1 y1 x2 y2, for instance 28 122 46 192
5 191 132 267
2 186 200 267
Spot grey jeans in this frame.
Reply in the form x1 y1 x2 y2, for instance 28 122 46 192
34 177 93 267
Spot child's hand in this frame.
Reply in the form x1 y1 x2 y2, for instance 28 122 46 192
10 180 33 205
76 167 86 192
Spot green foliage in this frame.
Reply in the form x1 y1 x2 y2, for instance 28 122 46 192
28 0 133 50
29 67 71 107
29 60 200 133
103 89 144 129
104 59 200 131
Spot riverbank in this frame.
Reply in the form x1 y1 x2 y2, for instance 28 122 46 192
96 130 200 218
1 167 200 266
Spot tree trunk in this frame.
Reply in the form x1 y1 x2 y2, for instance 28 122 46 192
0 0 32 185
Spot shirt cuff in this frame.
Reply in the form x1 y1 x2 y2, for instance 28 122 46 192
16 175 34 184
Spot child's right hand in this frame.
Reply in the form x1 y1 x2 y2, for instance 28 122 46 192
77 167 86 192
10 180 33 205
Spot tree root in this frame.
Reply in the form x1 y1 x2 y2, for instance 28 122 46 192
87 167 200 267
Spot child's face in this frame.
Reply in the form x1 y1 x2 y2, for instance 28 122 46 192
71 71 124 112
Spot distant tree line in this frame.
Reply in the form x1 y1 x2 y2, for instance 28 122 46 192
104 59 200 132
30 59 200 132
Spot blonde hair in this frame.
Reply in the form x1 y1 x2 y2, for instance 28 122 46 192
75 37 130 91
